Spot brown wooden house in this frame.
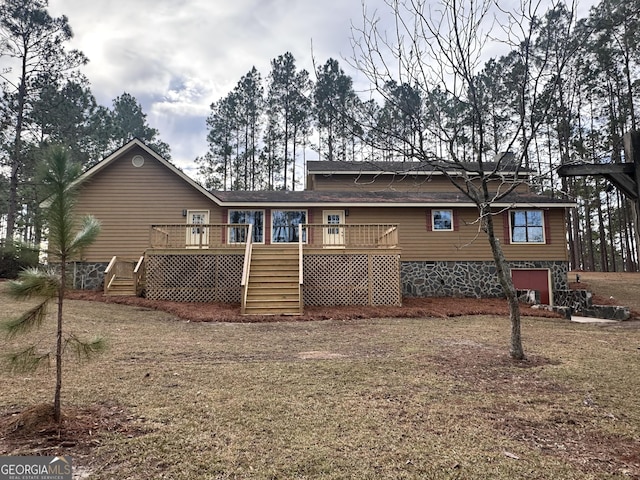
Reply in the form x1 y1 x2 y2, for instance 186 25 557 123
66 139 574 314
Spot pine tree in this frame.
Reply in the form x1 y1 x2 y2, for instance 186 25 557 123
0 0 87 240
3 146 104 423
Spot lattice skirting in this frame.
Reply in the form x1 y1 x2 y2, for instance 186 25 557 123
146 253 243 303
303 253 401 306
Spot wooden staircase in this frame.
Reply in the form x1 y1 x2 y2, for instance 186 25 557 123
104 256 145 297
105 277 136 296
243 245 302 315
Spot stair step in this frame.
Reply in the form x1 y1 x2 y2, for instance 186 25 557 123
242 245 302 315
107 289 136 293
249 276 298 282
249 265 298 272
246 301 299 308
249 273 298 280
247 294 299 302
247 285 299 293
243 310 301 316
252 249 298 255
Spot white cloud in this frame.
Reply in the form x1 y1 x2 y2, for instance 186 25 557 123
46 0 376 169
47 0 588 170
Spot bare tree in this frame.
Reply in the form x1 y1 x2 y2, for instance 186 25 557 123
350 0 577 359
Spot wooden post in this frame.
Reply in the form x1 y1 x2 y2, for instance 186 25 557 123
623 131 640 268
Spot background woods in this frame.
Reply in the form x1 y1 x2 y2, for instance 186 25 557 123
1 0 639 272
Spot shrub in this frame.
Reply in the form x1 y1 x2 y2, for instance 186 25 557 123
0 241 40 279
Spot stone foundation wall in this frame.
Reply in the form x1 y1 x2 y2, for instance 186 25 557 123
554 289 631 320
554 289 592 311
71 258 569 306
401 260 568 302
68 262 109 290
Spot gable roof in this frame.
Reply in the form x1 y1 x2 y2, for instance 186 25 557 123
70 138 221 204
59 139 571 209
211 190 575 208
307 160 532 177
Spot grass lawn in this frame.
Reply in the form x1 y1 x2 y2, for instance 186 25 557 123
1 284 639 479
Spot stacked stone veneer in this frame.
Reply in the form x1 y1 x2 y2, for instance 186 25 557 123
554 288 630 320
68 262 109 290
401 260 568 300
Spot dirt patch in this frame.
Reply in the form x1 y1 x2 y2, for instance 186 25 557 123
298 351 347 359
0 402 148 458
498 410 640 478
428 341 640 478
67 290 563 323
428 343 565 395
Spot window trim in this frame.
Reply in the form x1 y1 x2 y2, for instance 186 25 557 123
228 209 265 244
271 209 308 244
431 209 454 232
509 209 546 244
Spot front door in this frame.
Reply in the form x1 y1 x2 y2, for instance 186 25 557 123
186 210 209 248
322 210 345 247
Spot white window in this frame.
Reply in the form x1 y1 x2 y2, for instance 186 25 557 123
510 210 544 243
229 210 264 243
432 209 453 231
272 210 307 243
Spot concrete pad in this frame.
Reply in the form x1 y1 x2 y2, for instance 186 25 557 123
571 316 620 324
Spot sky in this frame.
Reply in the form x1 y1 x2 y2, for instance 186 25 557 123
40 0 597 178
47 0 380 176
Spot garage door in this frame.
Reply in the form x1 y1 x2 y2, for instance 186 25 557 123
512 269 551 305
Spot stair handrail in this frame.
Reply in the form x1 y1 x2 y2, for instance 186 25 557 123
298 224 304 286
105 255 117 273
133 255 145 296
240 224 254 314
104 256 118 294
133 255 144 274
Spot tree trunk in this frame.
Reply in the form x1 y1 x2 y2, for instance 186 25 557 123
606 192 617 271
6 61 28 241
585 198 595 271
55 257 66 423
485 208 524 360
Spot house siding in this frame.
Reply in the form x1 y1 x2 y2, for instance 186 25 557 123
309 174 531 194
322 206 568 262
73 145 220 262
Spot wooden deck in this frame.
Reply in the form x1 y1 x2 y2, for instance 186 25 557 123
125 223 402 309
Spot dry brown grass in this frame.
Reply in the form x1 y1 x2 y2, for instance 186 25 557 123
1 282 639 479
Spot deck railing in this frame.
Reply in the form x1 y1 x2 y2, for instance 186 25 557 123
150 224 251 249
303 223 398 248
149 223 398 249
